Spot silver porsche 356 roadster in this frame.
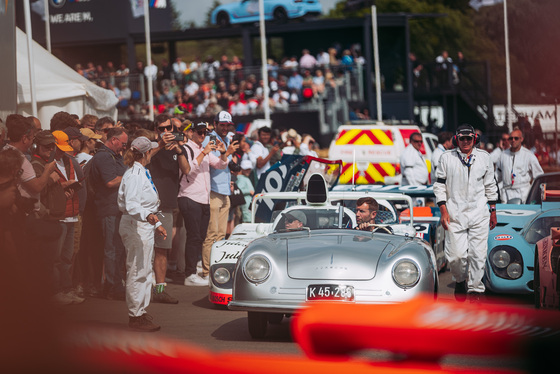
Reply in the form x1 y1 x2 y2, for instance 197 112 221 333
224 174 440 338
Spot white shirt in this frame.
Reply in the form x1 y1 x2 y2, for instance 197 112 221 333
118 162 161 222
76 152 93 166
400 144 429 185
251 140 270 179
496 147 543 202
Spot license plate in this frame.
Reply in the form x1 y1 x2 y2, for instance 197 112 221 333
306 284 354 301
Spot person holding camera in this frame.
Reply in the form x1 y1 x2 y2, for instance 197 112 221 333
199 111 240 283
146 115 190 303
178 121 234 286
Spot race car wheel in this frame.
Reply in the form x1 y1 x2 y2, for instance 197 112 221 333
217 12 230 27
273 8 288 24
248 312 268 339
534 249 541 309
267 313 283 325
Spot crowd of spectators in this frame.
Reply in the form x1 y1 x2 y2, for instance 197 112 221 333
0 109 321 331
73 45 365 121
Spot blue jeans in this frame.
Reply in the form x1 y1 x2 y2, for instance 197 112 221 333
100 214 126 295
55 222 75 292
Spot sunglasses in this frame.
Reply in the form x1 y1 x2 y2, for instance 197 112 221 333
102 127 113 133
411 140 422 144
41 143 56 149
458 136 474 142
196 130 208 135
157 124 174 132
510 137 520 141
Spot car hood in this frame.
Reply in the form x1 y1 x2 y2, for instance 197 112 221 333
286 233 391 280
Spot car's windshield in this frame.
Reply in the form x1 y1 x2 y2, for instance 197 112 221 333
524 215 560 244
274 208 354 231
525 174 560 204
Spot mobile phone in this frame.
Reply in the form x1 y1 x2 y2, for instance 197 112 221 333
172 132 184 142
209 134 217 144
48 150 56 163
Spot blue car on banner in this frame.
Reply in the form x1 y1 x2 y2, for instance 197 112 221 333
211 0 322 27
484 172 560 295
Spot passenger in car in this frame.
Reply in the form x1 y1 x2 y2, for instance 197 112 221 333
282 211 306 230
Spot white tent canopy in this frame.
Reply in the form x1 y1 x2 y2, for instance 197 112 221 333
2 27 118 127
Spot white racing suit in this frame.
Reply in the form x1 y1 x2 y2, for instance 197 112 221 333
496 147 543 203
118 162 161 317
433 148 498 293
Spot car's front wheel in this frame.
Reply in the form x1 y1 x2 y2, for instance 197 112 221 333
273 8 288 24
248 312 267 339
217 12 231 27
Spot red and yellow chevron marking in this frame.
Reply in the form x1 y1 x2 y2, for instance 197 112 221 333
335 129 393 146
339 162 397 184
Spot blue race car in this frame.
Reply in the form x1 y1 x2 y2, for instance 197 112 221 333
484 172 560 295
211 0 322 27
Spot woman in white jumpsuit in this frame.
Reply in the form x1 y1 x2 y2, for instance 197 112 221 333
433 125 498 302
118 136 166 332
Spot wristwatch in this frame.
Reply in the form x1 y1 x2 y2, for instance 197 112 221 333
489 206 496 213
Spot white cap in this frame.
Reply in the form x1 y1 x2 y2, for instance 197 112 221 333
131 136 158 154
241 160 253 170
215 110 233 124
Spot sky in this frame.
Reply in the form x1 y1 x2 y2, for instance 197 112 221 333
172 0 339 27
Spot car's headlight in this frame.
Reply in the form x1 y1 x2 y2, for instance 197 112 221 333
392 260 420 288
213 267 231 285
243 255 271 283
491 250 510 269
489 245 524 280
507 263 522 279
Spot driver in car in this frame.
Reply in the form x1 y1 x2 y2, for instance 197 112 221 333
355 197 378 231
283 211 306 230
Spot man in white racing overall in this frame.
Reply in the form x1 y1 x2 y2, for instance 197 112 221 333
433 124 498 302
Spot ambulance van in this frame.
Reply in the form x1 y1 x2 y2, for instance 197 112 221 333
328 122 436 185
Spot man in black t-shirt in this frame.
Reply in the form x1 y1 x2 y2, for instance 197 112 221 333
148 115 190 304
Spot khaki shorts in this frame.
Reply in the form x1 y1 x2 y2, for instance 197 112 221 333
154 209 174 249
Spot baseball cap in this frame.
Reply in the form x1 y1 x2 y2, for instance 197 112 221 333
240 160 253 170
215 111 233 124
52 130 74 152
283 210 307 225
34 130 56 146
131 136 159 154
456 124 475 137
80 127 102 140
63 127 89 141
193 122 208 131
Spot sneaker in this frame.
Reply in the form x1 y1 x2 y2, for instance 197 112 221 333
454 281 467 302
199 274 209 282
53 291 73 305
129 314 160 332
65 289 85 304
468 292 485 304
184 273 208 286
152 290 179 304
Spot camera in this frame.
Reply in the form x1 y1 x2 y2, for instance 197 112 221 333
209 134 217 144
171 132 184 142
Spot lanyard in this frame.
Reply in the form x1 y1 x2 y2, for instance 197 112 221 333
511 154 516 185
